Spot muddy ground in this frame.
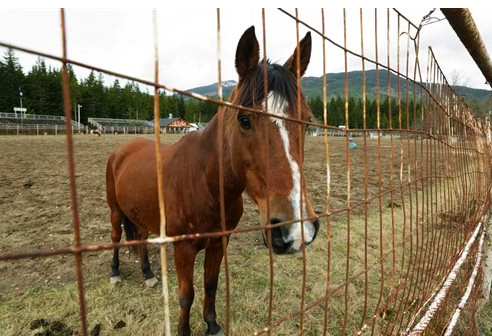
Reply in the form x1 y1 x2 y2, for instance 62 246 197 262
0 133 447 335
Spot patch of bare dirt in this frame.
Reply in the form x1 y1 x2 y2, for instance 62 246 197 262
0 135 411 293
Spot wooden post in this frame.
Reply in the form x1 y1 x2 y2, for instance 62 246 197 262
441 8 492 88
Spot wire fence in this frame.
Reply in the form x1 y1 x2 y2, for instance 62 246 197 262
0 8 491 336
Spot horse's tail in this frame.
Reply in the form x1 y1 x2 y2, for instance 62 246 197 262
122 216 140 254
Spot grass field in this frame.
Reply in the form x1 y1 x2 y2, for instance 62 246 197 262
0 133 489 335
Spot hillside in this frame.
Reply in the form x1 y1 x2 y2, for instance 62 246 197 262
188 69 491 113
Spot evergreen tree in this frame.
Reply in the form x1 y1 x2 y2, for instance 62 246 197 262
0 48 25 112
67 64 82 120
24 57 49 114
45 65 62 116
308 96 323 121
184 99 200 122
107 79 124 118
80 70 106 121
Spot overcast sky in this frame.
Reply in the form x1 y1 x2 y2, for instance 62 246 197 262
0 8 491 94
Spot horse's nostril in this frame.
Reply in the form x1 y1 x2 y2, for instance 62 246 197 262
270 217 282 225
311 218 320 241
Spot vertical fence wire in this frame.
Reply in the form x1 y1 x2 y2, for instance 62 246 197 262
294 9 308 335
341 8 352 336
151 10 172 336
359 8 370 332
386 10 397 303
321 8 333 336
372 8 386 336
260 9 275 336
215 9 231 335
377 10 395 334
59 9 88 336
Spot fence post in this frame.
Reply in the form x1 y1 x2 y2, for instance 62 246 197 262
55 124 58 135
37 124 39 136
17 125 19 135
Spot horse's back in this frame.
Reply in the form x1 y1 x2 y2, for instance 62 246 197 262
109 138 156 169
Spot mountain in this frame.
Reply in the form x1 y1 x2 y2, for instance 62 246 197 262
188 80 237 98
187 70 491 113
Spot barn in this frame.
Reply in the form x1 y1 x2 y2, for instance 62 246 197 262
152 114 191 134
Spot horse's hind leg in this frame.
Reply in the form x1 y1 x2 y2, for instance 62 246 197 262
174 241 197 336
110 209 123 285
137 229 158 288
203 238 227 336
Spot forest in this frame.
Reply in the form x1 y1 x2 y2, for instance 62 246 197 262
1 48 426 130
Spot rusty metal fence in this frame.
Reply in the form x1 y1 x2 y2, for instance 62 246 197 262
1 8 491 336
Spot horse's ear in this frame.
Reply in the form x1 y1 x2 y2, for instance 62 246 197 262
235 26 260 81
283 32 312 77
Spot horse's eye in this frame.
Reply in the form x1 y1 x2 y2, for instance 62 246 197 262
238 114 252 130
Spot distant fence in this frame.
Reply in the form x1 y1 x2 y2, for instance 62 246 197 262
0 123 68 135
0 112 84 135
0 111 66 121
87 117 154 134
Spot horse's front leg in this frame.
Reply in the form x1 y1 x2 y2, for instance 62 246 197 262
174 241 197 336
203 238 228 336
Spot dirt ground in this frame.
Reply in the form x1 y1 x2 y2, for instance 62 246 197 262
0 133 470 335
0 134 401 287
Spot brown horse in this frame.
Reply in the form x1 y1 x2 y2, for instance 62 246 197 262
106 26 319 336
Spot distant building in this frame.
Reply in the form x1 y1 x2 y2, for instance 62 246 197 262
152 114 192 134
189 122 208 132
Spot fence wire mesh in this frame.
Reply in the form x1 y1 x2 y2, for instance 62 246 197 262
0 8 491 336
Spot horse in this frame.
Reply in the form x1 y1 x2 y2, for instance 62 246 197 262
105 26 319 336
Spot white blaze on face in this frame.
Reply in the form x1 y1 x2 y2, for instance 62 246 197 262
264 92 315 249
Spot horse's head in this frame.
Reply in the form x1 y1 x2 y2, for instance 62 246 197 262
226 26 319 255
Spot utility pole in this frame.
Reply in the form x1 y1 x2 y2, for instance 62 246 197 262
20 90 23 126
77 104 82 132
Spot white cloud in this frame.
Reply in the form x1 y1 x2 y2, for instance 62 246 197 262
0 8 491 92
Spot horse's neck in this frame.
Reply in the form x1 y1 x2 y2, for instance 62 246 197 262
197 114 244 199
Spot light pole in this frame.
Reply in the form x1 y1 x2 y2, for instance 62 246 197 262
77 104 82 132
19 90 24 125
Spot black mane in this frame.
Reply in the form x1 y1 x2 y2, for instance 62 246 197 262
235 60 298 112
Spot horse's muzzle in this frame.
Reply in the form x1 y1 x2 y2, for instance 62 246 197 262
263 218 320 255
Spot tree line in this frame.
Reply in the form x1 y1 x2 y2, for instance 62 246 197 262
308 95 421 130
1 48 421 129
0 49 217 123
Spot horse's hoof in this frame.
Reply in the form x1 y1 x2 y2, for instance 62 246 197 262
110 276 122 285
206 328 225 336
145 277 159 288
